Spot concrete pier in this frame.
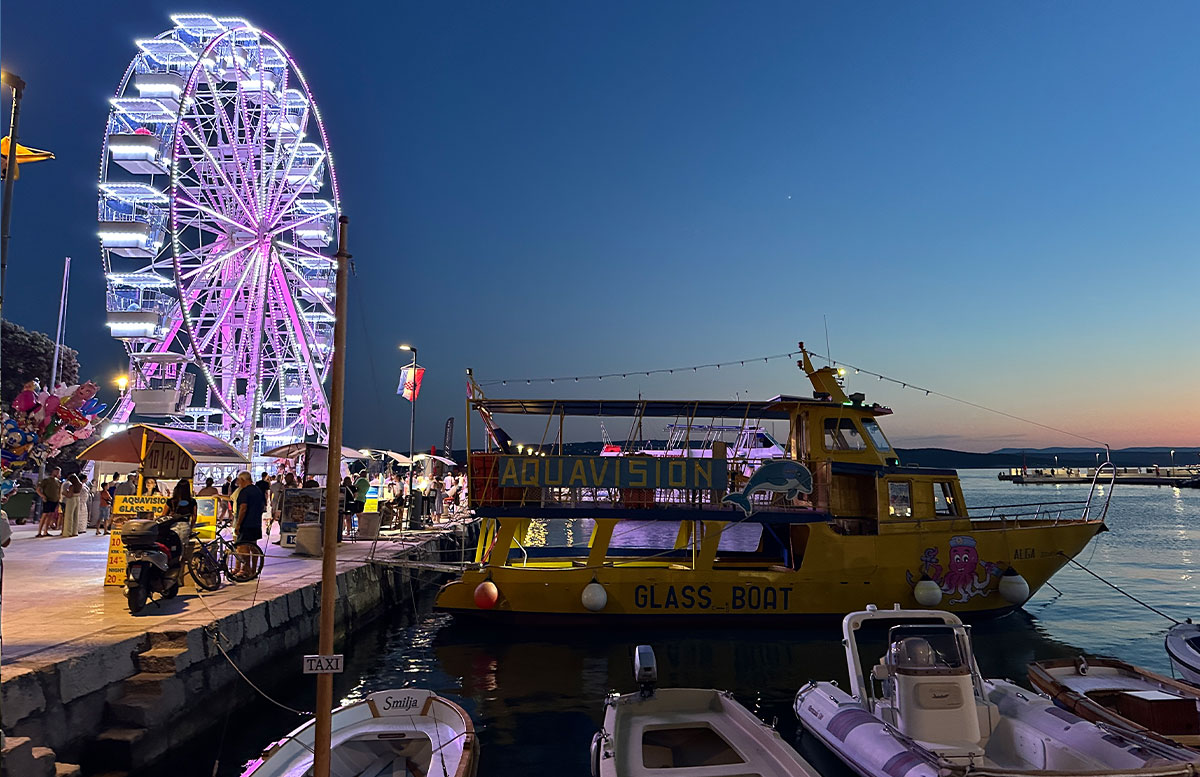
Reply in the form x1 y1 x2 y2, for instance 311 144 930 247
0 517 476 777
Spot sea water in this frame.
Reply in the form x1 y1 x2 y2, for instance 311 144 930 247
195 470 1200 776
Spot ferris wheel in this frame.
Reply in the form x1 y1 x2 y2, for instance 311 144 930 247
99 14 340 456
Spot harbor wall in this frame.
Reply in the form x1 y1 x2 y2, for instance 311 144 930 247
0 526 472 777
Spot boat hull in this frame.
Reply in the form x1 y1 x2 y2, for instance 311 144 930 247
1166 624 1200 686
796 679 1200 777
436 519 1103 620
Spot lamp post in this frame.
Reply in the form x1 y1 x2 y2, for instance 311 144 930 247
1171 450 1175 470
399 344 417 521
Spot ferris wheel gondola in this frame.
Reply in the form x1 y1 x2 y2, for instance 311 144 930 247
99 14 340 456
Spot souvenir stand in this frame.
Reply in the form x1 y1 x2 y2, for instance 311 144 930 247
263 443 367 549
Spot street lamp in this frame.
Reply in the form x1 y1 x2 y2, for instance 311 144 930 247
399 344 418 521
116 375 128 393
1171 450 1176 469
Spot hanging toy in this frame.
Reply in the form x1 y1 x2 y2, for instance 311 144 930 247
12 381 38 413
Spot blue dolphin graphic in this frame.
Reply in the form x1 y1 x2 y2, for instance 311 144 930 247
721 460 813 516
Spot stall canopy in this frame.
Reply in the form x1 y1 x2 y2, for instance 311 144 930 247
77 424 248 468
262 442 367 476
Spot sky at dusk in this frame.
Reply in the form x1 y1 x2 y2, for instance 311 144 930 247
2 1 1199 453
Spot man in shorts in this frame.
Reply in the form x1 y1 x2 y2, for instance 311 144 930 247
35 467 63 537
232 471 265 578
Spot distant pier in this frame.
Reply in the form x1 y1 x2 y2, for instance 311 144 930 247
999 466 1200 487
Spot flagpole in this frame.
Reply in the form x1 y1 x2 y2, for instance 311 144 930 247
313 215 350 777
399 346 418 524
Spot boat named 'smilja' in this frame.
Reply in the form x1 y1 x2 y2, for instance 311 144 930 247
435 344 1112 621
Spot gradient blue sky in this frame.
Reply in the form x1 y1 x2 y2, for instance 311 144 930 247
3 2 1198 452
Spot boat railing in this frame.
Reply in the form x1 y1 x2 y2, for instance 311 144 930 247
1081 461 1116 523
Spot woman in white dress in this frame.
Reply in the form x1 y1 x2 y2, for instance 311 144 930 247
77 475 91 534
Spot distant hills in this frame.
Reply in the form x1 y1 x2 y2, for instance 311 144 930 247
897 447 1200 469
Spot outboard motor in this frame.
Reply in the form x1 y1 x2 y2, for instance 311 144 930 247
634 645 657 698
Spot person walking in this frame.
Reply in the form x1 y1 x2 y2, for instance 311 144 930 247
232 471 265 578
76 475 92 535
96 479 113 534
61 474 82 538
35 467 63 537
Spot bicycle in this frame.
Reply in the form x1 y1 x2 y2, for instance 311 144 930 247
187 520 264 590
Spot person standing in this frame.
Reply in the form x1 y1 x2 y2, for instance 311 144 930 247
76 475 92 535
339 476 355 541
353 470 370 533
256 472 270 498
35 467 63 538
197 477 219 497
232 471 265 578
61 474 82 538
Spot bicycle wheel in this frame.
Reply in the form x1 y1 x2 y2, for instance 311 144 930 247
224 542 265 582
188 547 223 591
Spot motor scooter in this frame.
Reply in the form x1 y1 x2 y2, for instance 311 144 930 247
122 512 192 614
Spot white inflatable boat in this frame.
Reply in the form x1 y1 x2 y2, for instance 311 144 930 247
241 689 478 777
592 645 820 777
1166 622 1200 686
795 606 1200 777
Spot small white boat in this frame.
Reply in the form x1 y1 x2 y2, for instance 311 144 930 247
242 689 478 777
1030 655 1200 746
592 645 820 777
1166 622 1200 685
795 605 1200 777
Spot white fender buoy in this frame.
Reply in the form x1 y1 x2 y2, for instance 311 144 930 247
590 731 603 777
913 575 943 607
581 582 608 612
999 567 1030 604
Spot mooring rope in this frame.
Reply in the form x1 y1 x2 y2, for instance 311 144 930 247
1057 552 1181 624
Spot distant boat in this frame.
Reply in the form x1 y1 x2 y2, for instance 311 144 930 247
795 606 1200 777
591 645 820 777
241 689 478 777
1030 655 1200 746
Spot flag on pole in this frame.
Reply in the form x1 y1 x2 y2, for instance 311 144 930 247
398 365 425 401
1 136 55 181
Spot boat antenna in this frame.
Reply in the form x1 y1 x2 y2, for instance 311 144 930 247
823 315 833 367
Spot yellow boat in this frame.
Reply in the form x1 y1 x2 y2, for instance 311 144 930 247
435 345 1111 622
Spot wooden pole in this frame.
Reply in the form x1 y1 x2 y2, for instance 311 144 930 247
314 215 350 777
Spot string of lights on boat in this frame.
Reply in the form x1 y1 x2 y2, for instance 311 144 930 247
479 348 1111 449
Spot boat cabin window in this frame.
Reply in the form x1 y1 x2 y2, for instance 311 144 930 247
824 418 867 451
861 418 892 453
885 624 971 675
888 482 912 518
933 481 957 516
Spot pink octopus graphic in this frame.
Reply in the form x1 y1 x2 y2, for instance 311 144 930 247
907 535 1002 604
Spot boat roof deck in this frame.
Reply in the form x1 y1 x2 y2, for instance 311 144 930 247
474 395 890 419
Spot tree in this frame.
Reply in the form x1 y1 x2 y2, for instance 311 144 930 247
1 319 79 406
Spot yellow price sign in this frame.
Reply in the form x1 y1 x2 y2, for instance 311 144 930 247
103 530 127 586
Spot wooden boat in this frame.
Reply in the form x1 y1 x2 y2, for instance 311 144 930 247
241 689 478 777
1030 655 1200 746
435 344 1111 622
795 606 1200 777
1166 622 1200 685
591 645 820 777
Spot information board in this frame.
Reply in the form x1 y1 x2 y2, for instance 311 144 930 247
103 530 127 586
112 495 168 516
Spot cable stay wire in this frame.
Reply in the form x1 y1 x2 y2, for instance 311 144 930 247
476 346 1109 449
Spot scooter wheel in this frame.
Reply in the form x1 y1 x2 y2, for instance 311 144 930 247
127 585 148 614
163 582 180 599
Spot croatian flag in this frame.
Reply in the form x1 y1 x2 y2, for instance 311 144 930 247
398 365 425 401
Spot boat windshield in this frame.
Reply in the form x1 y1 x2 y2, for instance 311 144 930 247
885 624 971 674
861 418 892 453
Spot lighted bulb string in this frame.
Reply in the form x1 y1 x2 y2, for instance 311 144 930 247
479 348 1110 450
